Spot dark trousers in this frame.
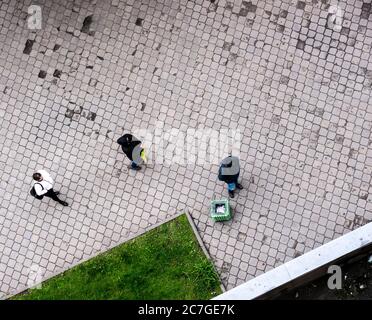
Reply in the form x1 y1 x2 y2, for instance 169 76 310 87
226 176 239 191
44 189 63 203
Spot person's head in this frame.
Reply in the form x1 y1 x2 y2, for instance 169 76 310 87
124 134 132 144
32 173 42 181
117 134 133 146
221 157 232 168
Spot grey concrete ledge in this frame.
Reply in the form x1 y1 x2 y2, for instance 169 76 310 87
213 222 372 300
185 210 226 293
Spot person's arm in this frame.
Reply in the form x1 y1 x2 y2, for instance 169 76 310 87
34 183 47 196
38 170 54 185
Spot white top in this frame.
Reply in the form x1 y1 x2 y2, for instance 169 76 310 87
33 170 54 196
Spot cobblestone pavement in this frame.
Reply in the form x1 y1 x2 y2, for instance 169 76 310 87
1 0 372 297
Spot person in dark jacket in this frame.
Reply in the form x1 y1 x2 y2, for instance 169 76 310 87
218 156 243 198
117 133 145 171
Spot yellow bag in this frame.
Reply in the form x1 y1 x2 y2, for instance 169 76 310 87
140 149 147 163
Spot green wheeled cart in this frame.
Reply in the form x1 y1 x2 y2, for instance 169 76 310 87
210 199 232 222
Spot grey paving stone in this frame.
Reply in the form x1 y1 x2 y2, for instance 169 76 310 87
1 0 372 297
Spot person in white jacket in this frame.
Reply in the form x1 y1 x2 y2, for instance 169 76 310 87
32 170 68 206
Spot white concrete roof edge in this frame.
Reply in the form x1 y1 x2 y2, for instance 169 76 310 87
213 222 372 300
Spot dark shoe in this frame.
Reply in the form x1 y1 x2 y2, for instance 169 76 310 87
55 191 60 195
236 183 243 190
228 190 235 198
60 201 68 206
130 166 141 171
